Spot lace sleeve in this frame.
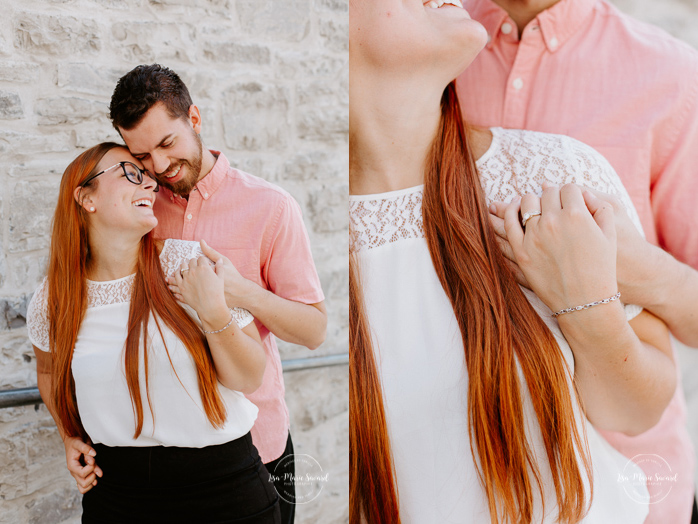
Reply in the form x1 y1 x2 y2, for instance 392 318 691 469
163 239 256 329
479 129 645 322
27 278 50 352
231 307 255 329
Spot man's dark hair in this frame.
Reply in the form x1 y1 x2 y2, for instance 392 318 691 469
109 64 193 131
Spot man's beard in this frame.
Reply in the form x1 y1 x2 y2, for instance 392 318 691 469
160 131 204 196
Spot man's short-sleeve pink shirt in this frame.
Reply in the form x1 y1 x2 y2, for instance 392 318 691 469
153 151 325 463
458 1 698 521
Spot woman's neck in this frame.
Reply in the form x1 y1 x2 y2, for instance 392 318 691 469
350 74 444 196
87 230 142 281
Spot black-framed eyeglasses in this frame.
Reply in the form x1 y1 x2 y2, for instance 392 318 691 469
81 161 159 192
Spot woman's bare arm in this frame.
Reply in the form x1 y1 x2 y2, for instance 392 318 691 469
33 346 102 493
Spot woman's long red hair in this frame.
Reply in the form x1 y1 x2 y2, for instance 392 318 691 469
350 84 592 523
47 142 226 440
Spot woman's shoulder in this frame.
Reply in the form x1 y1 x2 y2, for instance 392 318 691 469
158 239 206 278
480 128 635 206
27 277 50 351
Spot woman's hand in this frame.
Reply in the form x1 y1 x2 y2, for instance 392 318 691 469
173 255 229 325
63 436 102 494
502 183 618 314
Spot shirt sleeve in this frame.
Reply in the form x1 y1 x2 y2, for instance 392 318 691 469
650 66 698 270
27 278 50 352
262 195 325 304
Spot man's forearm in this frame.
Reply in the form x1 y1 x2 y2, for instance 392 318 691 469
232 282 327 350
559 304 676 436
621 245 698 347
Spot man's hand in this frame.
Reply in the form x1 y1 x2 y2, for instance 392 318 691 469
198 240 255 309
580 188 652 305
64 436 102 494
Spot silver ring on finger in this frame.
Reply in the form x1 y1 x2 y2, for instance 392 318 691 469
180 268 190 276
521 210 542 228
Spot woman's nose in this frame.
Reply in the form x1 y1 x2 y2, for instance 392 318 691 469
142 174 159 192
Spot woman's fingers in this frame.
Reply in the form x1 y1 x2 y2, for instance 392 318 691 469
520 192 542 229
488 207 508 240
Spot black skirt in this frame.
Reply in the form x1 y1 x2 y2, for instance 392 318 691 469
82 432 281 524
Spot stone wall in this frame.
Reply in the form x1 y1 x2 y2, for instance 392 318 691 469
0 1 348 523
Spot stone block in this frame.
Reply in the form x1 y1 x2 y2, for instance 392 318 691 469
318 17 347 54
283 150 346 182
56 63 123 97
8 179 59 253
315 0 347 12
73 127 122 149
0 91 23 119
14 14 100 56
308 184 348 234
9 254 48 291
236 0 311 42
0 332 35 388
296 82 348 141
35 96 107 126
111 22 197 63
275 51 346 81
0 295 31 331
0 130 73 156
223 82 290 151
25 486 81 524
0 61 41 83
285 365 348 432
227 155 281 183
9 162 63 179
203 41 271 65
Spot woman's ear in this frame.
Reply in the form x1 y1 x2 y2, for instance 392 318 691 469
73 186 96 213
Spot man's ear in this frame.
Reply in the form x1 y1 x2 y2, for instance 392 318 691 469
73 186 95 212
188 104 202 134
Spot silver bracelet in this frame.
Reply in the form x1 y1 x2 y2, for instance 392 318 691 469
202 308 235 334
552 292 621 318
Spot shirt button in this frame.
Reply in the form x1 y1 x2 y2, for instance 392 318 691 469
550 37 559 49
501 22 512 35
513 78 524 90
187 214 193 220
204 192 209 198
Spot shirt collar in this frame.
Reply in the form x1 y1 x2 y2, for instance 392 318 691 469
160 150 229 203
194 150 228 200
467 0 596 53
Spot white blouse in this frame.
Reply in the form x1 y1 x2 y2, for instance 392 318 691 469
27 239 259 448
349 128 649 523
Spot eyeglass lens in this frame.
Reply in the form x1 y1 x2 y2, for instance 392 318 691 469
122 162 159 192
122 162 143 184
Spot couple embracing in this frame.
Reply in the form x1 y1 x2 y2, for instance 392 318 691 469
28 64 325 523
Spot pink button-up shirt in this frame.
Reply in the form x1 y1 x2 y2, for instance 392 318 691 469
153 151 325 463
459 0 698 521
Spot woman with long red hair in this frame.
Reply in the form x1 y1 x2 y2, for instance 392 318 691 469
27 143 280 523
350 1 675 522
